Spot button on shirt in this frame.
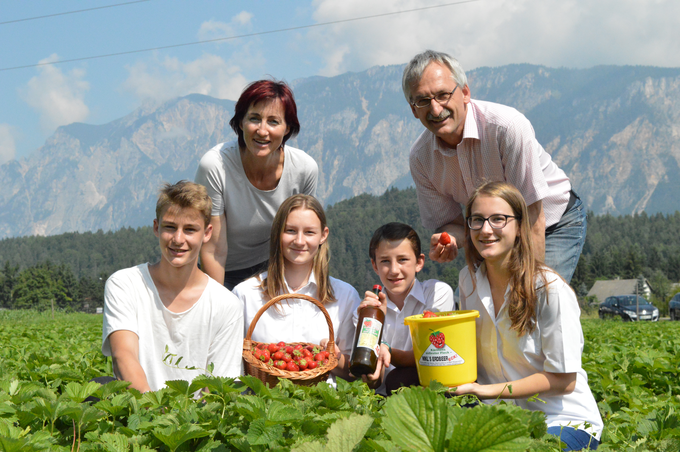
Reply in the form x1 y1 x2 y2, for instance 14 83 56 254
409 99 571 230
233 272 361 357
459 264 603 440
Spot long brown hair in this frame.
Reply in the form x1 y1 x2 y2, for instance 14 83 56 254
260 194 335 304
464 181 548 335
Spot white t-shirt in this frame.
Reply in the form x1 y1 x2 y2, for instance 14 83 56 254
233 271 361 357
102 264 244 392
459 264 603 440
195 140 318 271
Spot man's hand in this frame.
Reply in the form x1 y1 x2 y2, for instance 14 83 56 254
430 232 458 263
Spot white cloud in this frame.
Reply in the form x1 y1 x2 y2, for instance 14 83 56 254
0 124 17 164
21 54 90 133
122 53 249 102
306 0 680 76
197 11 254 41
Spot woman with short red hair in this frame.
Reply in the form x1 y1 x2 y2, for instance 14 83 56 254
195 80 318 290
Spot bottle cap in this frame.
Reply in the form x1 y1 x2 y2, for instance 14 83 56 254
373 284 382 291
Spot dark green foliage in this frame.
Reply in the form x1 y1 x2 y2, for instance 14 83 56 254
1 188 679 312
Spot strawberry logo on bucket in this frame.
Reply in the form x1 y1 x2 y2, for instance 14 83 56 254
429 330 445 349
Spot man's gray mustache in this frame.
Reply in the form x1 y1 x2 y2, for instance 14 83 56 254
426 110 451 121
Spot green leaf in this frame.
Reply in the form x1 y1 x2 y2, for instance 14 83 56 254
239 375 274 397
165 379 190 396
64 381 102 403
0 436 32 452
100 432 131 452
267 400 304 423
99 380 132 399
152 424 210 452
246 419 284 445
291 440 326 452
326 414 374 452
448 405 532 451
382 387 448 452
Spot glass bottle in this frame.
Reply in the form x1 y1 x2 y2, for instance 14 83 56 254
349 285 385 377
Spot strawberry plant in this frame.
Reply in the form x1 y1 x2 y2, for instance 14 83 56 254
2 310 680 450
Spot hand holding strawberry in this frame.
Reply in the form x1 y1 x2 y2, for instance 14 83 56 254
430 231 457 263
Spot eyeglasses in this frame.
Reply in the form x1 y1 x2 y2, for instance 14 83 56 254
411 85 459 109
467 214 518 230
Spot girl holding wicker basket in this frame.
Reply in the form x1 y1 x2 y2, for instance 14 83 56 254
233 194 361 383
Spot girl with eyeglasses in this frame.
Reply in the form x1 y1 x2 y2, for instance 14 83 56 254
454 181 602 451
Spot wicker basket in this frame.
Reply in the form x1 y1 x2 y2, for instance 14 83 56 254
242 293 339 387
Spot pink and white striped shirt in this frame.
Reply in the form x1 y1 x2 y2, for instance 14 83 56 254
409 99 571 230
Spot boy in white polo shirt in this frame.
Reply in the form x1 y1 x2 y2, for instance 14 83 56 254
357 222 454 394
102 181 243 392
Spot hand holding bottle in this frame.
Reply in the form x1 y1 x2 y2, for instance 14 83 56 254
357 289 386 314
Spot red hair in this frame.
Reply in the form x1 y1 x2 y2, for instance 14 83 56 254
229 80 300 150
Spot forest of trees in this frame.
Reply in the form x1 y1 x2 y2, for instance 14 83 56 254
1 187 679 311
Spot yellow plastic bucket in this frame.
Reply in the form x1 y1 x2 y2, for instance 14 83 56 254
403 310 480 387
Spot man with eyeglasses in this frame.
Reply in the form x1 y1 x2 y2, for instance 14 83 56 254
403 50 586 283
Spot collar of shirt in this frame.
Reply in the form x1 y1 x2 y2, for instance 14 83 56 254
283 270 318 296
435 100 479 157
385 279 426 313
474 262 511 322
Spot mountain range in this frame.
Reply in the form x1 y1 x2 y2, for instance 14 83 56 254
0 63 679 238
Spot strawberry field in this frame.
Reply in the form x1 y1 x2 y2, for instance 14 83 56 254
1 310 679 451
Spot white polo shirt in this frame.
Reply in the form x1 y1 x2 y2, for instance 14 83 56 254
459 264 603 440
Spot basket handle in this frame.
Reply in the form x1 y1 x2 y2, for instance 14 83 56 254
244 293 336 355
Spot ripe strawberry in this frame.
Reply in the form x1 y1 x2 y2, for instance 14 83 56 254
256 342 267 350
302 349 313 358
307 360 318 369
273 351 284 360
274 360 287 370
293 349 303 359
282 352 292 363
423 310 437 318
314 352 325 362
285 345 294 354
268 343 279 353
298 358 308 370
277 341 286 348
312 346 321 355
294 344 303 351
439 232 452 245
286 361 299 372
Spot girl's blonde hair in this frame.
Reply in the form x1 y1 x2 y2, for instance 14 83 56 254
464 181 548 335
260 194 335 304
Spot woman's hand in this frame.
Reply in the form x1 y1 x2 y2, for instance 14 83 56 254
450 371 577 399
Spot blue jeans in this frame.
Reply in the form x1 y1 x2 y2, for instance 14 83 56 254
544 195 587 284
547 426 599 450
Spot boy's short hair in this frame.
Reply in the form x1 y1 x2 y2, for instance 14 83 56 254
156 180 212 227
369 222 422 261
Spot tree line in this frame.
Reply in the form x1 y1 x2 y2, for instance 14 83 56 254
1 187 679 311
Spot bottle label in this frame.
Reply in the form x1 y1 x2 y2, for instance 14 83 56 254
356 318 383 357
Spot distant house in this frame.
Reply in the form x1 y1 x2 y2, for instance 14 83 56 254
587 279 652 303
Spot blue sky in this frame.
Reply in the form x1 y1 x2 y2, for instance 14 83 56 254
1 0 678 164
